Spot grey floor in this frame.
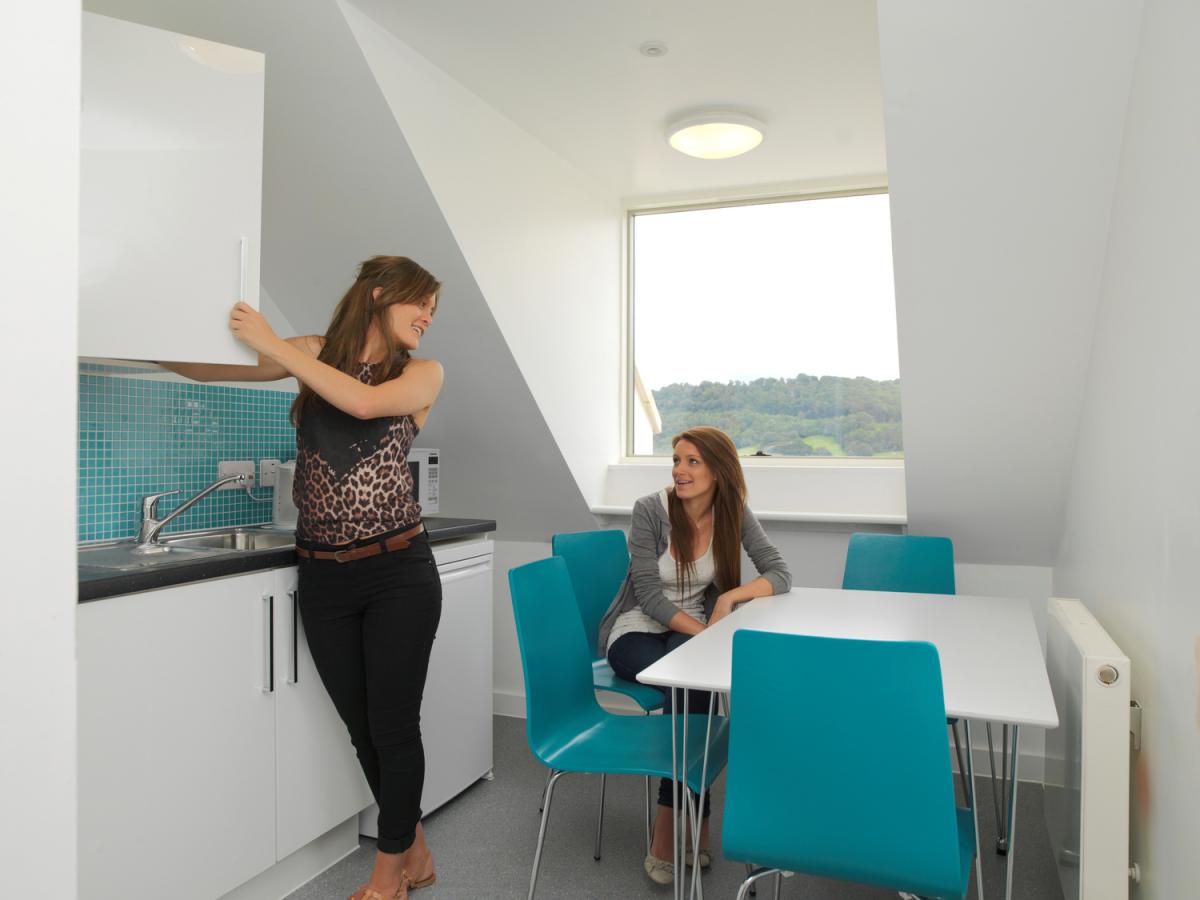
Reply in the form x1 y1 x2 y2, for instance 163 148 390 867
287 715 1064 900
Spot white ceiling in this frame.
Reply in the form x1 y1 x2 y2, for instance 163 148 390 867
349 0 888 201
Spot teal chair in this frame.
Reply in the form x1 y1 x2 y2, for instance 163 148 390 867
723 631 982 900
551 530 666 714
841 532 956 595
551 530 665 857
842 532 972 803
509 557 729 900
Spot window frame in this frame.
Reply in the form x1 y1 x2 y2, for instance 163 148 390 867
622 186 900 465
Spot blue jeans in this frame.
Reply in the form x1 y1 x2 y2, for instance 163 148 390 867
607 629 714 817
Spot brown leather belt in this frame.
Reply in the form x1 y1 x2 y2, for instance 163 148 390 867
295 523 424 563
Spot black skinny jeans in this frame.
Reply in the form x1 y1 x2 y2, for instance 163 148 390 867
607 630 714 817
297 531 442 854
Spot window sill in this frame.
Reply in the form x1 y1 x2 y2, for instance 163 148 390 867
591 505 906 525
600 460 907 525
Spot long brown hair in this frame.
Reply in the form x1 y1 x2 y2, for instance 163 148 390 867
667 426 746 596
291 256 441 427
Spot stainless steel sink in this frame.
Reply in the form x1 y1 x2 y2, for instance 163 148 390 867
78 543 228 571
79 526 296 573
164 529 296 552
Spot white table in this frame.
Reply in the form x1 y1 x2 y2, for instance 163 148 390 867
637 587 1059 900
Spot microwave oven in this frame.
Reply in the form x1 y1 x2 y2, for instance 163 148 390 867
407 448 440 515
271 447 440 528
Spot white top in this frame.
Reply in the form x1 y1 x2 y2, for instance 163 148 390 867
606 492 714 652
636 587 1059 728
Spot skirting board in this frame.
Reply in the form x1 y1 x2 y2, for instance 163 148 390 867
494 690 1047 783
219 816 360 900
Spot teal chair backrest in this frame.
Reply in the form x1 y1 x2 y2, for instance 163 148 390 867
508 557 603 761
551 529 629 658
842 533 956 595
723 631 964 898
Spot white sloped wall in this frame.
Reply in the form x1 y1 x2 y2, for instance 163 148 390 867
877 0 1143 565
1054 0 1200 894
339 0 623 510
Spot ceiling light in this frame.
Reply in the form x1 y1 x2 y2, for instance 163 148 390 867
667 112 765 160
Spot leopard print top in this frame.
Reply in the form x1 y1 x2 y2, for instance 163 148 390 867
293 362 422 545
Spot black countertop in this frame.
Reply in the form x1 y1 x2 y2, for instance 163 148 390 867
78 517 496 603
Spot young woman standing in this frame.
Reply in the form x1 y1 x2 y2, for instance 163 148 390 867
596 425 792 885
164 256 444 900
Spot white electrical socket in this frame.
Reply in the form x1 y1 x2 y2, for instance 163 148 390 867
218 460 255 489
259 458 280 487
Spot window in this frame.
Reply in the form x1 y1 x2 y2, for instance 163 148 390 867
628 191 902 459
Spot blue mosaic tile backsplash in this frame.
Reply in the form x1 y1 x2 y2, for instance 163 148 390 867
78 363 297 542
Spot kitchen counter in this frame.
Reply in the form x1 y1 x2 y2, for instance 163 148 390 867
78 517 496 602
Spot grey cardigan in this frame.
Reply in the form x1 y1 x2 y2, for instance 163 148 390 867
596 491 792 656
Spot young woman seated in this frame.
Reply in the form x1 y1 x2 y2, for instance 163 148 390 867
595 425 792 885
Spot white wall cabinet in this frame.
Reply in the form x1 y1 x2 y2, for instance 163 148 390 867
80 12 264 364
78 572 278 900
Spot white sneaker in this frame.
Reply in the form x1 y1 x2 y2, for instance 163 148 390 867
644 853 674 884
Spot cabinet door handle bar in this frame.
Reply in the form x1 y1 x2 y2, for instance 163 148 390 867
289 588 299 685
262 592 274 693
239 236 248 301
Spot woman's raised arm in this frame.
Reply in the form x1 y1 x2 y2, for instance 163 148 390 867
160 335 322 383
229 302 442 419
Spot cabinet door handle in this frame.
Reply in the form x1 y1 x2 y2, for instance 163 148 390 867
289 589 299 685
239 235 248 301
437 561 492 586
262 593 274 693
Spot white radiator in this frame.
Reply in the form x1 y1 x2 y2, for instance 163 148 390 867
1043 598 1131 900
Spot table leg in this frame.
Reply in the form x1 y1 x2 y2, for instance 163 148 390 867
690 692 716 900
964 721 984 900
670 686 681 900
987 722 1013 853
1004 725 1021 900
680 688 694 900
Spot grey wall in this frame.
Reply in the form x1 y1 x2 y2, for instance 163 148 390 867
85 0 596 541
1054 0 1200 894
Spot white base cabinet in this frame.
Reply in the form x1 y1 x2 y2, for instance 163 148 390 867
272 567 373 861
79 537 494 900
78 572 278 900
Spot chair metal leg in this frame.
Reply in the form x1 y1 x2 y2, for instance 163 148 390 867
773 870 782 900
593 773 606 860
645 710 653 856
736 867 780 900
537 766 552 813
951 719 970 803
746 863 758 897
645 775 653 856
528 769 566 900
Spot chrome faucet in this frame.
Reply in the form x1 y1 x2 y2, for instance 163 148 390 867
134 473 248 552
